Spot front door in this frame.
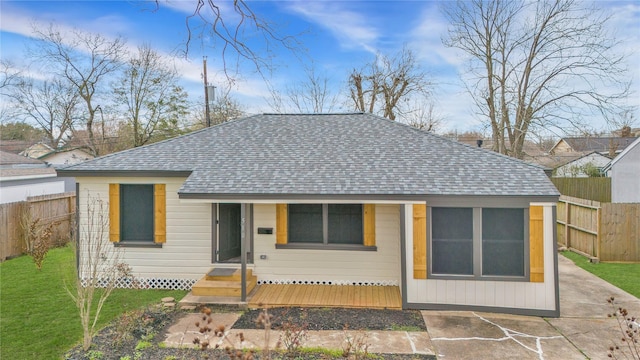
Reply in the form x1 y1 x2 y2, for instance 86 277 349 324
218 203 242 262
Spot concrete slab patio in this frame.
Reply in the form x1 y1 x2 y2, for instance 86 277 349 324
163 253 639 359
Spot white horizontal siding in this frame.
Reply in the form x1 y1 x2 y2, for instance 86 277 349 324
405 203 558 312
77 177 212 280
252 204 401 285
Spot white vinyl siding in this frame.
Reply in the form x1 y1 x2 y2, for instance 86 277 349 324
253 204 401 285
77 177 212 280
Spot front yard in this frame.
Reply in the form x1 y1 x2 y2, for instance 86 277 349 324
0 246 186 359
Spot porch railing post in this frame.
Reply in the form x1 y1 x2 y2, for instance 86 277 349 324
240 203 247 302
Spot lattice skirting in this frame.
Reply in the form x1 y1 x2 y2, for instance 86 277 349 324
81 277 196 290
257 279 399 286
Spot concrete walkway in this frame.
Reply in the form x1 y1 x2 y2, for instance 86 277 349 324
163 254 640 359
424 254 640 359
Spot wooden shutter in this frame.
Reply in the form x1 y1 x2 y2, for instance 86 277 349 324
363 204 376 246
276 204 288 244
109 184 120 242
529 206 544 282
154 184 166 243
413 204 427 279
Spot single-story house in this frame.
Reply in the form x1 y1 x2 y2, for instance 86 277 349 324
0 150 67 204
553 151 611 177
21 142 94 165
549 136 638 156
57 113 560 317
605 137 640 203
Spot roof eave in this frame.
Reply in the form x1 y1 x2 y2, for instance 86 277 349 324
178 192 560 203
56 169 192 178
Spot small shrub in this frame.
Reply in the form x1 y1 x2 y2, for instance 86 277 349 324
134 340 153 351
278 315 308 357
112 306 172 348
342 325 369 360
191 306 272 360
607 297 639 359
87 350 104 360
21 214 54 270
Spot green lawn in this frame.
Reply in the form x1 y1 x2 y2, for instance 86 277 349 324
0 246 187 360
562 251 640 298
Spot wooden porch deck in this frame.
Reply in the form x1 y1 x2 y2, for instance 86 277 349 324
248 284 402 310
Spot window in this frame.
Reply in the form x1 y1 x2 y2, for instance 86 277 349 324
120 184 155 242
288 204 363 245
482 208 525 276
288 204 323 243
431 207 473 275
430 207 527 279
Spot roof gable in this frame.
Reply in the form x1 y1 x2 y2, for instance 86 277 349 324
58 113 559 198
609 137 640 167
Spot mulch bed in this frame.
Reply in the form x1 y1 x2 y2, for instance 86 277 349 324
65 305 433 360
233 307 428 331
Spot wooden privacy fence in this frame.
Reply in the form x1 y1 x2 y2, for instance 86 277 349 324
0 192 75 261
551 177 611 202
557 195 640 262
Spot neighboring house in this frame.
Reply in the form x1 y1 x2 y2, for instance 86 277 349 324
553 151 611 177
0 139 34 155
549 136 638 156
0 150 65 204
58 113 560 317
21 142 94 165
605 137 640 203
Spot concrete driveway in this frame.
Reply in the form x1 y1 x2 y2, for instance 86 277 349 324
423 254 640 359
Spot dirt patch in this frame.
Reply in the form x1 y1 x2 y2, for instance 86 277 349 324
233 307 427 331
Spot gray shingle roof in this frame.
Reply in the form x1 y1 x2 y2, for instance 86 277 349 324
58 113 559 198
561 137 638 152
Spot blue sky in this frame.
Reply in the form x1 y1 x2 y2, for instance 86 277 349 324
1 0 639 133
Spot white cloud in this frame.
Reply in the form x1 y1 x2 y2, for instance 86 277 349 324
285 1 379 54
409 5 466 68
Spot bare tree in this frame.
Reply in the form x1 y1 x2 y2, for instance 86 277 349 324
267 64 339 113
0 59 21 92
442 0 632 159
12 78 79 148
348 47 432 121
66 192 132 351
155 0 300 79
0 60 23 122
112 45 189 147
32 25 126 156
192 90 245 129
404 100 442 132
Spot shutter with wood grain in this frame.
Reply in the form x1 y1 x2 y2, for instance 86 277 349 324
109 184 120 242
363 204 376 246
413 203 427 279
276 204 288 244
529 205 544 282
154 184 166 243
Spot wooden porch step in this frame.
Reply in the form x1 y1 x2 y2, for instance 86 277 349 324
205 268 254 281
192 269 257 297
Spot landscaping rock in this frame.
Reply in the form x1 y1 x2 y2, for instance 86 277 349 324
161 297 175 303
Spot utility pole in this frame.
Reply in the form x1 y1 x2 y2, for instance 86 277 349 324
203 57 211 127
